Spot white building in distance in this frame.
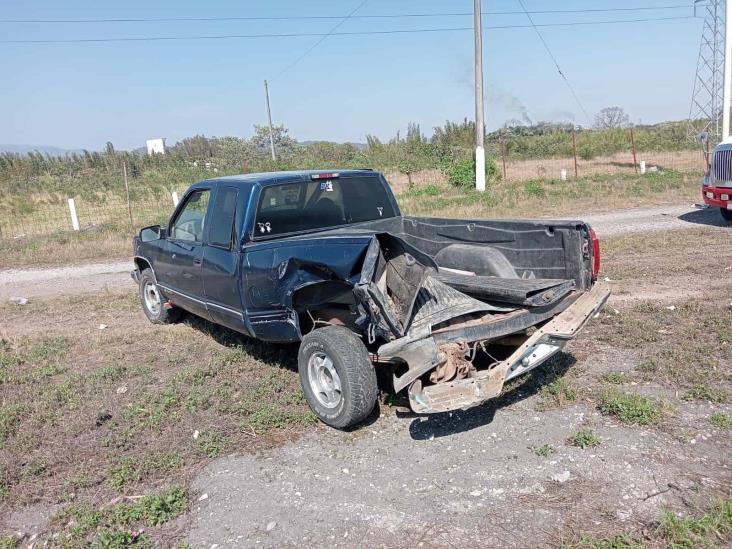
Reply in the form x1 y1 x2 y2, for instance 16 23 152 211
146 138 166 155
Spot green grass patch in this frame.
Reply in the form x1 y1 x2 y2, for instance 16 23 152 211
709 412 731 429
109 453 183 491
0 403 26 441
195 428 228 458
567 429 601 449
658 500 732 548
529 444 555 457
602 372 627 385
563 533 643 549
598 389 664 425
53 486 188 547
683 385 728 404
538 376 578 410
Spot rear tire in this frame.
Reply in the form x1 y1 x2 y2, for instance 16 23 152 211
138 268 182 324
720 207 732 223
298 326 378 429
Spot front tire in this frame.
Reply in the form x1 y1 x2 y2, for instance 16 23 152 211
298 326 378 429
720 207 732 223
138 268 181 324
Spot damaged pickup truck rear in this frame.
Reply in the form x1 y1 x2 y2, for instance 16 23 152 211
132 170 610 429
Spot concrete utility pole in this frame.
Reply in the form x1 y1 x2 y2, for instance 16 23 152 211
264 80 277 161
474 0 486 192
723 0 732 140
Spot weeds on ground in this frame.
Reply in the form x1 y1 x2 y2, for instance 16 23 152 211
52 486 188 547
598 389 665 425
656 500 732 548
682 385 728 404
601 372 626 385
530 444 555 457
563 533 643 549
108 453 183 491
567 429 601 449
709 412 732 429
565 500 732 549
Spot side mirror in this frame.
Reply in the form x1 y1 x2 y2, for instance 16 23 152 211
139 225 165 242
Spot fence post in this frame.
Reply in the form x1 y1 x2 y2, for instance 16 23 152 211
123 161 134 231
500 139 508 181
67 198 80 231
572 128 578 179
630 127 638 174
171 191 180 207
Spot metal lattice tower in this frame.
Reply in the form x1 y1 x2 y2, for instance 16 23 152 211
689 0 726 143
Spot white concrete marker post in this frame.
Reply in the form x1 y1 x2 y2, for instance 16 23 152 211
67 198 80 231
171 191 180 207
639 161 646 175
560 169 568 181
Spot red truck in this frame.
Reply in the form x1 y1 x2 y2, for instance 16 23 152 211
704 142 732 222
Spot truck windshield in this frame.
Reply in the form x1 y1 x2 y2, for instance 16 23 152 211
254 175 396 237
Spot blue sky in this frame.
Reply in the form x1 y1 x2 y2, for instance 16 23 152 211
1 0 704 150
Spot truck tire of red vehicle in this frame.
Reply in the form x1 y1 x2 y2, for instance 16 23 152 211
138 268 182 324
297 325 378 429
721 208 732 223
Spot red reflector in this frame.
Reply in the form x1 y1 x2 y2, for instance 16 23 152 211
311 172 340 180
589 227 601 281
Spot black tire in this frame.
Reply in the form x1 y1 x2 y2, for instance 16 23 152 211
298 326 378 429
721 207 732 222
138 268 181 324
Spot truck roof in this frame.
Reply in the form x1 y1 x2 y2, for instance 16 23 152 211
197 169 377 189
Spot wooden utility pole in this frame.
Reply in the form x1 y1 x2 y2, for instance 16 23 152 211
123 161 133 230
571 128 578 178
630 126 638 174
474 0 486 192
264 80 277 161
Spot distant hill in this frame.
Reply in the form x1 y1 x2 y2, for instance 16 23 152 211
0 144 87 156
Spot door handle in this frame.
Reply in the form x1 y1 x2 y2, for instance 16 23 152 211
193 259 202 266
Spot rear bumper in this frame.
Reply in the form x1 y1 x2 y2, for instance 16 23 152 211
702 185 732 209
408 281 611 414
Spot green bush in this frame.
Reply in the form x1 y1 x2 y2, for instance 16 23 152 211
578 145 595 161
443 156 500 188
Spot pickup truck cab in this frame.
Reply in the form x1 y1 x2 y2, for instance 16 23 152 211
132 170 609 429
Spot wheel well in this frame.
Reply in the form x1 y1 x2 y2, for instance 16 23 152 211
134 257 152 276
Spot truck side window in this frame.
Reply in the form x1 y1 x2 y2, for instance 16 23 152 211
171 190 210 242
208 188 238 248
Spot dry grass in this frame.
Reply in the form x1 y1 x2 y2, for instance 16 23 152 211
397 170 700 219
0 293 316 545
2 170 703 269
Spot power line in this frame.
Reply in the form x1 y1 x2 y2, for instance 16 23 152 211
271 0 369 81
0 16 697 44
0 5 693 24
516 0 592 124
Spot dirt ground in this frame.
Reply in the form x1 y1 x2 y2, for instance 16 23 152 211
0 205 730 548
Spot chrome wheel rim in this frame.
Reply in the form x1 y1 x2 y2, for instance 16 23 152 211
143 281 161 316
307 351 342 409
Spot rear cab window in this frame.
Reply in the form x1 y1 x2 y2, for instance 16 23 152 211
254 175 395 237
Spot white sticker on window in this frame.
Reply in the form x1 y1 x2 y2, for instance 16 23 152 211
270 197 277 206
320 181 333 191
377 207 383 217
257 222 272 234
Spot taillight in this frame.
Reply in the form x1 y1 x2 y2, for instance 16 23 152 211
589 227 600 281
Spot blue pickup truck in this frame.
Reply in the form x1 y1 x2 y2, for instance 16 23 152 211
132 170 609 428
